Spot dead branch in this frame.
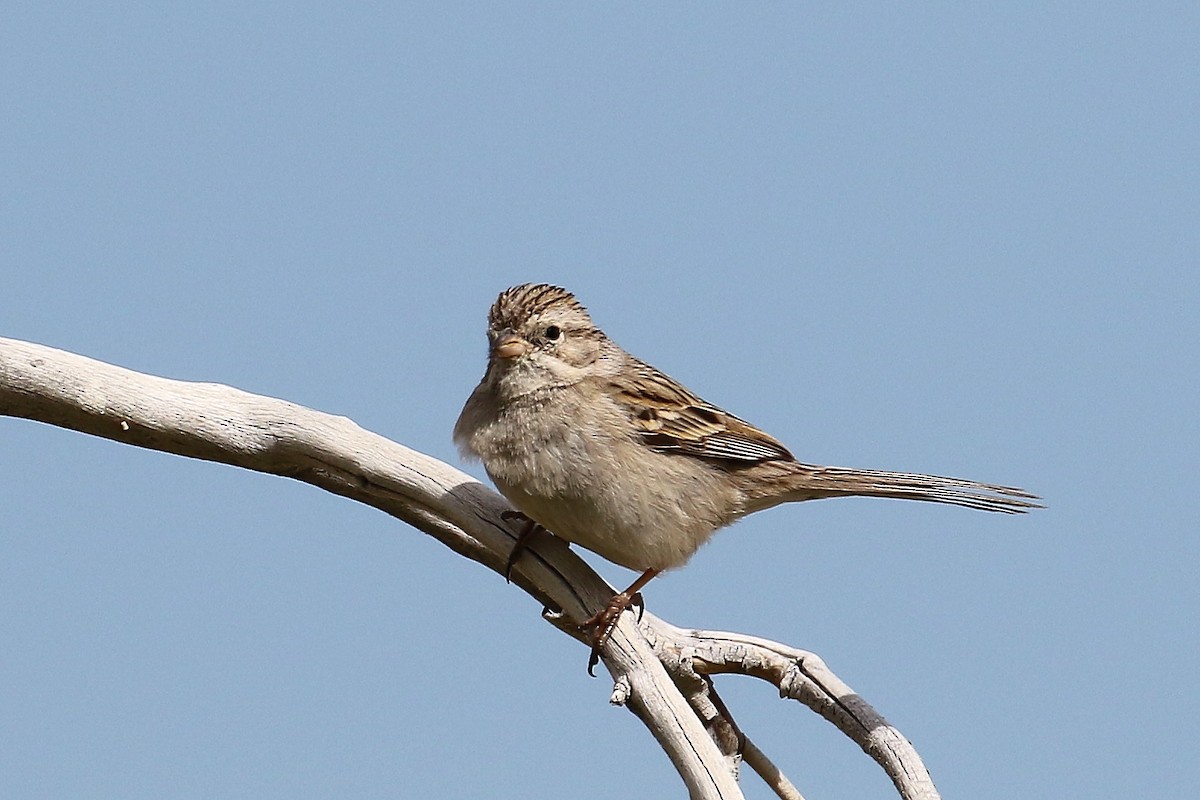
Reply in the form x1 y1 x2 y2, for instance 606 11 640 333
0 336 940 799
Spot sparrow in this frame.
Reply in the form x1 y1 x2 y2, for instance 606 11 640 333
455 284 1039 669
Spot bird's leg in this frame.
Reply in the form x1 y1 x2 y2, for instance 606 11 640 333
582 568 660 675
499 510 547 583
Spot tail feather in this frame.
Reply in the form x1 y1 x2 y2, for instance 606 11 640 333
784 463 1042 514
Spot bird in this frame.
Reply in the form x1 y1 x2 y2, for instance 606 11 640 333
454 283 1039 669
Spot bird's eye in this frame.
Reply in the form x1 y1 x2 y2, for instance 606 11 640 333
544 325 562 341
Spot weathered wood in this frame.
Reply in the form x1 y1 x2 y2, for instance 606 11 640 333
0 336 941 799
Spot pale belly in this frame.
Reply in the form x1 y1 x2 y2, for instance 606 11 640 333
486 434 737 572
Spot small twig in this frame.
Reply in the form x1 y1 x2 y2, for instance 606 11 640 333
742 737 805 800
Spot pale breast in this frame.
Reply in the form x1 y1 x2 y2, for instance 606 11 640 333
476 393 738 572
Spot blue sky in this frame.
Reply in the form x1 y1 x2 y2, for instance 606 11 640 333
2 5 1196 798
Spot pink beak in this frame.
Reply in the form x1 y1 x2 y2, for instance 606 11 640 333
492 332 528 359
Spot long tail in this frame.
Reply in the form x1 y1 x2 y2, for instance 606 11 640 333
761 462 1042 514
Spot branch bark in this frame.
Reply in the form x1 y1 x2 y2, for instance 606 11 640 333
0 337 940 799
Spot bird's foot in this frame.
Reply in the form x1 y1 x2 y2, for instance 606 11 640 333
581 591 645 676
499 510 547 583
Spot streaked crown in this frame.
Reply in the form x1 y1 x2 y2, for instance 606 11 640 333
488 283 594 331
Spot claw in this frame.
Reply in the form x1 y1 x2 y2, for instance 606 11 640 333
499 511 544 583
580 593 631 676
578 571 658 676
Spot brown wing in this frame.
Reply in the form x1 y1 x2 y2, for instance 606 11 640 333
607 358 794 464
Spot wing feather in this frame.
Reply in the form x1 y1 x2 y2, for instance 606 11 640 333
607 359 793 464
